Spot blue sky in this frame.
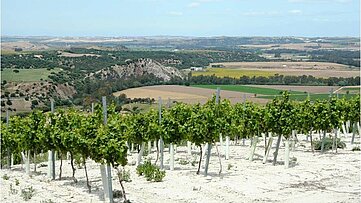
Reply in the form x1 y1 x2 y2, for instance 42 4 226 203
1 0 360 37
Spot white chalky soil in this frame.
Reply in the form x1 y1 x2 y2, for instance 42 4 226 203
0 134 360 203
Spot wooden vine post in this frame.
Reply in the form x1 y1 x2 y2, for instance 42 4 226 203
159 97 164 170
102 96 113 203
6 110 11 169
47 100 56 180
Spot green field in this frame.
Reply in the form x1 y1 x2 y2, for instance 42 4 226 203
192 85 304 95
191 68 274 78
1 68 61 82
259 93 358 101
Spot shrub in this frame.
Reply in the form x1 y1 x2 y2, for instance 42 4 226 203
2 174 9 180
136 161 166 182
153 169 166 182
313 137 346 151
352 146 360 151
10 183 18 195
21 186 35 201
6 100 12 105
31 100 39 106
178 158 189 165
117 169 131 183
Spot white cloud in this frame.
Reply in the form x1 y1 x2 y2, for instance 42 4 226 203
188 2 201 8
241 11 281 16
167 11 183 16
312 18 330 22
187 0 221 8
288 9 302 14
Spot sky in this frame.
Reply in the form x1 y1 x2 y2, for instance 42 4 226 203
1 0 360 37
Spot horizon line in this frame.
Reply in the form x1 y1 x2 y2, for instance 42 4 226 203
1 35 360 39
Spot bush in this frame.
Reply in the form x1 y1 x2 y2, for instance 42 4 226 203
136 161 166 182
21 186 35 201
31 100 39 106
6 100 12 105
352 146 360 151
117 169 131 182
2 174 9 180
313 137 346 151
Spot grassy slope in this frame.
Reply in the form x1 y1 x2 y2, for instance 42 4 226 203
191 84 304 95
1 68 61 82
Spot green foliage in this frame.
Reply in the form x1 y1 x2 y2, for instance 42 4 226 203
40 199 55 203
117 168 132 183
192 85 303 95
20 186 35 201
178 158 190 165
266 92 297 139
15 178 20 186
227 164 233 170
9 183 18 195
2 174 10 180
136 161 166 182
313 137 346 151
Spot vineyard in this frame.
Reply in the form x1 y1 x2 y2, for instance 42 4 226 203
0 92 360 203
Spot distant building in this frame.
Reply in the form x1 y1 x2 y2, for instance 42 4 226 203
190 67 203 71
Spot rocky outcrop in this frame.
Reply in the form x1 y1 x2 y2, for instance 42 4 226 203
90 58 183 81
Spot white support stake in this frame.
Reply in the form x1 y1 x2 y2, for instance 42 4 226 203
291 130 296 152
263 137 273 164
249 137 258 161
170 143 174 170
11 154 14 168
126 142 131 155
219 133 224 153
346 121 350 132
137 142 145 166
26 150 30 175
159 97 164 169
225 136 230 160
102 96 113 203
148 141 151 154
106 164 113 203
47 151 52 178
285 140 290 169
100 165 109 200
187 141 192 156
342 124 347 137
202 143 208 158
